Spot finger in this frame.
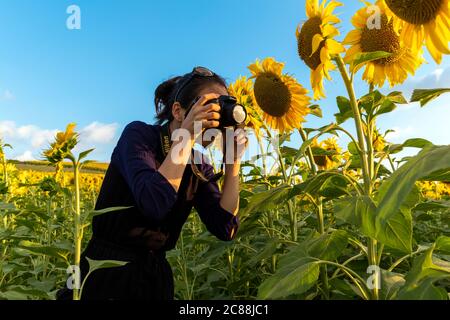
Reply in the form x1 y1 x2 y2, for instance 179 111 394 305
194 94 221 108
205 111 221 121
202 103 221 113
202 119 220 129
195 111 220 122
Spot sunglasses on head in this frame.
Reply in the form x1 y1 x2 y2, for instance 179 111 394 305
173 66 216 104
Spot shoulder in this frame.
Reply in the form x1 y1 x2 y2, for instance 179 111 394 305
116 121 162 153
122 121 160 140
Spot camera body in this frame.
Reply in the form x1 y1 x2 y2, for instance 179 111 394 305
207 95 247 128
189 95 247 129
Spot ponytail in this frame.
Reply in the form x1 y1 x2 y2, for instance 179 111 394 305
154 76 182 125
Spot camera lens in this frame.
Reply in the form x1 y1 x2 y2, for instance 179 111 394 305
232 104 247 124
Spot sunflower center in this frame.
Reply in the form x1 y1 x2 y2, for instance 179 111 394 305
254 73 291 117
360 14 401 65
297 16 325 70
385 0 443 25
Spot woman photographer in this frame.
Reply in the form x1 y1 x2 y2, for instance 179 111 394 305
58 67 248 300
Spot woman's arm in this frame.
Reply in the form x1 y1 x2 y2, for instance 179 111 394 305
219 129 248 215
158 93 222 192
192 164 240 241
219 163 241 215
193 129 248 241
114 122 179 223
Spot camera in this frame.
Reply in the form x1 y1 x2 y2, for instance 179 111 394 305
190 95 247 129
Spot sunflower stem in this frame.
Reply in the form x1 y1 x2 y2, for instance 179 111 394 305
72 161 82 301
257 135 268 177
299 127 329 299
298 128 317 175
334 55 379 300
334 56 371 191
273 133 298 241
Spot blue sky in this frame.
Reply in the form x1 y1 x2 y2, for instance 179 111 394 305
0 0 449 162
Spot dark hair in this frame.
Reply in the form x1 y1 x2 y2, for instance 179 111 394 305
154 70 227 125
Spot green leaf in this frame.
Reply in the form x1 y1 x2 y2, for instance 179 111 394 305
376 206 413 253
376 145 450 223
18 241 70 261
420 168 450 182
334 196 376 237
257 257 320 299
309 104 323 118
359 90 384 115
334 96 352 124
241 184 292 216
402 138 433 149
347 142 359 155
376 99 397 117
280 146 298 158
0 285 51 300
397 240 450 299
317 175 349 198
380 270 405 300
387 91 408 104
397 279 448 300
86 257 129 274
88 206 133 218
375 185 420 253
350 51 392 73
410 88 450 107
436 236 450 254
291 172 349 199
78 149 95 162
82 206 133 225
413 201 450 212
306 230 349 261
334 192 414 253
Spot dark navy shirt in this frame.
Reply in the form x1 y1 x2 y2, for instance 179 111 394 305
92 121 239 251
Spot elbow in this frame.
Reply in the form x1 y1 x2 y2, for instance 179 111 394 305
134 181 177 223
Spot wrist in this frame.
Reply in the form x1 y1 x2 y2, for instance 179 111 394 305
225 162 241 176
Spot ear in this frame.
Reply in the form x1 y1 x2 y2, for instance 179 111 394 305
172 102 184 122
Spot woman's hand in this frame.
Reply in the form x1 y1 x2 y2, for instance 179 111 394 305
180 93 221 139
222 127 249 164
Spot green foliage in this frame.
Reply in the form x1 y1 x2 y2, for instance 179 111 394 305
410 88 450 107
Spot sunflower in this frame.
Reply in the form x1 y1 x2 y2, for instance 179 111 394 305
228 76 264 138
248 57 310 133
372 128 387 153
311 137 342 170
296 0 345 100
343 1 423 87
43 123 78 165
382 0 450 64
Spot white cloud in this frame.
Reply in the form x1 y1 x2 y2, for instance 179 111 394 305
0 120 119 161
15 151 36 162
80 122 118 144
0 121 57 148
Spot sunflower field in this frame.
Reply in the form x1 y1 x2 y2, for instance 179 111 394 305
1 0 450 300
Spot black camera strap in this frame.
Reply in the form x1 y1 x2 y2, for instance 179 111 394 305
159 122 223 183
